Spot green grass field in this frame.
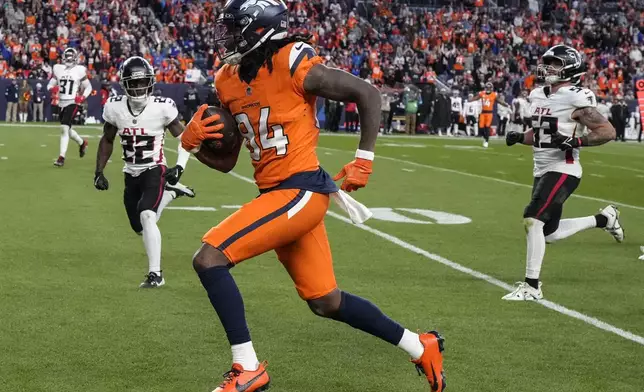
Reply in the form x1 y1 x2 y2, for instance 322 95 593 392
1 123 644 392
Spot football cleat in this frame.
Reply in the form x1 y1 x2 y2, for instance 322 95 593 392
79 139 88 158
638 246 644 261
165 181 195 198
53 156 65 167
212 362 270 392
598 205 624 243
412 331 446 392
502 281 543 301
139 271 165 288
483 141 489 148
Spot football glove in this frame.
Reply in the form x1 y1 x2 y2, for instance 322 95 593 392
505 131 525 146
551 132 583 151
75 95 85 104
181 104 224 153
94 171 109 191
164 165 184 185
333 158 373 192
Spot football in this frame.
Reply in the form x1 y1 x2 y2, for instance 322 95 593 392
200 106 241 155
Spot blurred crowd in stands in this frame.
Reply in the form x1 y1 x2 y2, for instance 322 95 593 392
1 0 643 101
0 0 643 137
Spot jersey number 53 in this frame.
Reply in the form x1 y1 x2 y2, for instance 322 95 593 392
531 115 559 149
235 107 289 161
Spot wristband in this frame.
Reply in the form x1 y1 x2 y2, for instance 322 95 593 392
355 149 375 161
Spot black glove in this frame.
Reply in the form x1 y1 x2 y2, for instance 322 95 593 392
94 171 109 190
164 165 184 185
506 131 525 146
551 132 583 151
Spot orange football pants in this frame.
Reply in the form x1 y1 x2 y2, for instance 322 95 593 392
479 112 493 128
202 189 337 300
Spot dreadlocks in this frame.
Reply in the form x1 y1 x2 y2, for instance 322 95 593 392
238 34 313 84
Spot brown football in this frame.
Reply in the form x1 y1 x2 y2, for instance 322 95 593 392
200 106 241 155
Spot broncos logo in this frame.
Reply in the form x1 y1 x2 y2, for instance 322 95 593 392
239 0 282 12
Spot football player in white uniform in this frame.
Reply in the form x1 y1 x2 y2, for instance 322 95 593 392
463 93 480 136
449 90 463 136
94 56 195 288
503 45 624 301
47 48 92 167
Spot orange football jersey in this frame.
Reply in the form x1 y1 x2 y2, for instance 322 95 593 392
215 42 325 190
479 91 497 112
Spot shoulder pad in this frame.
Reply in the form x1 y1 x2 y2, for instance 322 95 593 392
288 42 317 76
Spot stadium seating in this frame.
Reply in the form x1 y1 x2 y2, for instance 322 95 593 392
1 0 641 101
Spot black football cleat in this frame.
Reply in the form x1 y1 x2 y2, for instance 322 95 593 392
79 139 88 158
139 272 165 288
53 156 65 167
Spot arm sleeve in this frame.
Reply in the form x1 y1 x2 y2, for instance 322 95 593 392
288 42 324 96
81 79 92 98
47 77 58 91
175 135 190 169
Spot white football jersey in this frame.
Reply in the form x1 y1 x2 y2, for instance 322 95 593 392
52 64 87 108
528 85 597 178
464 100 481 116
450 97 463 113
102 95 179 176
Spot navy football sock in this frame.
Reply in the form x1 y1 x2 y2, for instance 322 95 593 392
197 266 251 345
334 291 404 346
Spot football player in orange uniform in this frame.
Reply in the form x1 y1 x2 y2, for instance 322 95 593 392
470 82 509 148
180 1 445 391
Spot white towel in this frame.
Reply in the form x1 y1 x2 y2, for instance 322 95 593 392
330 190 373 224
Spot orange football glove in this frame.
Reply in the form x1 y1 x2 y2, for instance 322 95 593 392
181 104 225 153
333 158 373 192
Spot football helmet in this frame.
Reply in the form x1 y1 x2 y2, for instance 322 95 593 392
485 82 493 93
62 47 78 67
214 0 289 65
537 45 585 85
119 56 155 105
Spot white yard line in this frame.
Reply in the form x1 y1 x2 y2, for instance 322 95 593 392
317 147 644 212
166 148 644 346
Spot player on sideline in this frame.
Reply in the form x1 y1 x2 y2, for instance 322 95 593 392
179 1 445 391
503 45 624 301
469 82 509 147
47 48 91 167
94 56 196 288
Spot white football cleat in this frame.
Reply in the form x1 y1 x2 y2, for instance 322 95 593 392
639 246 644 261
502 281 543 301
483 141 489 148
599 205 624 243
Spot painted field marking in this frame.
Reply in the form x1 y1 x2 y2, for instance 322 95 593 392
164 148 644 346
402 168 415 173
317 147 644 212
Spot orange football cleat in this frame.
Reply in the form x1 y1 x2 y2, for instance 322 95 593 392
412 331 446 392
212 362 270 392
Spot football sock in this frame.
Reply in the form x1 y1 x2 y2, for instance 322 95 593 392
397 329 424 360
140 210 162 274
545 216 597 243
59 125 70 157
333 291 404 346
525 277 540 290
483 128 490 142
69 128 84 145
594 213 608 228
525 218 546 281
156 190 176 221
231 341 260 371
197 265 252 346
